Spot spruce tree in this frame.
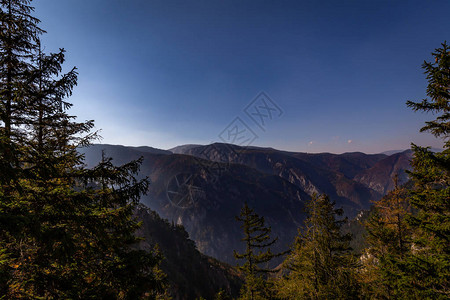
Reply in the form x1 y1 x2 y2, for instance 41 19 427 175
276 194 359 300
0 0 165 298
402 41 450 299
234 203 283 300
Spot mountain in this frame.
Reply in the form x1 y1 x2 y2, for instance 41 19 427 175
81 143 413 266
354 150 413 194
169 144 202 154
78 144 171 168
381 148 442 156
140 153 308 265
288 151 387 179
132 145 173 155
81 145 308 265
381 149 406 156
173 143 383 215
135 205 241 300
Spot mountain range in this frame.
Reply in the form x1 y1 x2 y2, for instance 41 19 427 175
79 143 413 266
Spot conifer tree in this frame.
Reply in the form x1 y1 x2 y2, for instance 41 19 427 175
402 41 450 299
0 0 165 298
276 194 359 299
0 0 43 294
0 0 42 139
234 203 283 300
361 176 411 298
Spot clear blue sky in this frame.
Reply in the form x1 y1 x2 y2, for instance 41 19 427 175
34 0 449 153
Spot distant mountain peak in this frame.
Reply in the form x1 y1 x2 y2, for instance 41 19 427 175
168 144 203 154
381 149 407 156
381 148 441 156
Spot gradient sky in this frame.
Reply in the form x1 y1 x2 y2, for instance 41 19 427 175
33 0 449 153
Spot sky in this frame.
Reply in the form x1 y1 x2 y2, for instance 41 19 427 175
33 0 449 154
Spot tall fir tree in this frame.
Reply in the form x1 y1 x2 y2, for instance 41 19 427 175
276 194 359 300
234 203 283 300
0 0 165 298
401 41 450 299
0 0 43 294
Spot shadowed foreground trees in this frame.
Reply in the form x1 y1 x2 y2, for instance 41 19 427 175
0 0 164 298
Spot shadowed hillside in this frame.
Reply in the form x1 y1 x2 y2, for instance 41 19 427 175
135 205 242 300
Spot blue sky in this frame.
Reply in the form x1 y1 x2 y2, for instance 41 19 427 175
34 0 449 153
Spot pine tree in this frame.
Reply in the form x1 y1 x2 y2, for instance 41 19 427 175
276 194 359 300
0 0 165 298
234 203 283 300
402 41 450 299
361 176 411 299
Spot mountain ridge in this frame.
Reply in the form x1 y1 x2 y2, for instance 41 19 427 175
80 143 414 265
